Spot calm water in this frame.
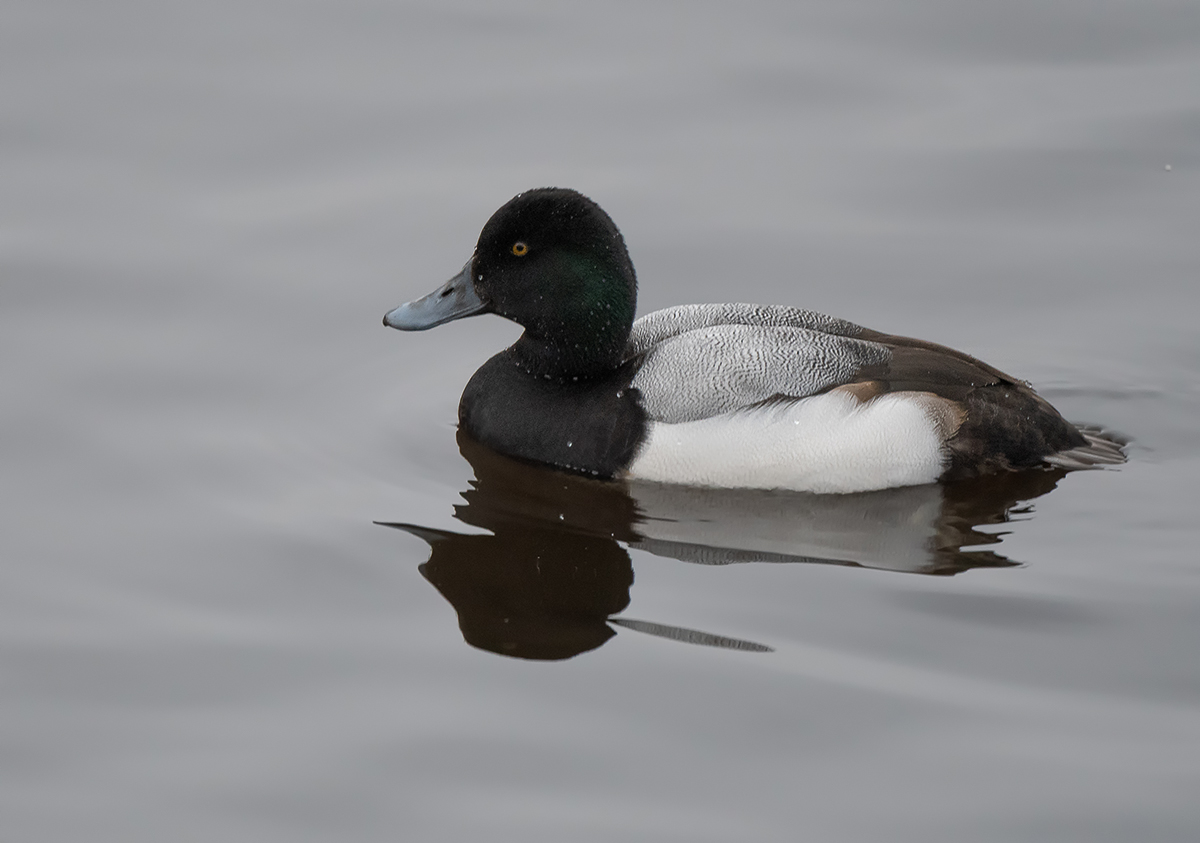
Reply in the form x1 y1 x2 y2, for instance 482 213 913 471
3 2 1199 840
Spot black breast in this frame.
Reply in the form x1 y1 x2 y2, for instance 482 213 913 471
458 350 647 478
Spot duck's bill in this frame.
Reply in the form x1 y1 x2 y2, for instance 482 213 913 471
383 260 488 330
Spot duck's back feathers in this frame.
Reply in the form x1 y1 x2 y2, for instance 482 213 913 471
630 322 890 424
626 303 869 357
627 304 1020 425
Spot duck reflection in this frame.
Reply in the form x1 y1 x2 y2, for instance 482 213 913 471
380 431 1067 660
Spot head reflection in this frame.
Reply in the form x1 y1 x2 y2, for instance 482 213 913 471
380 431 1067 660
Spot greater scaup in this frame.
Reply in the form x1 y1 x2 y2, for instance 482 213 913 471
384 188 1125 493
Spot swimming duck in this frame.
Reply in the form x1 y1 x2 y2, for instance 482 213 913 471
384 188 1123 494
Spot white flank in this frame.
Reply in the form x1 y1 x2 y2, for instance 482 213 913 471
626 391 948 494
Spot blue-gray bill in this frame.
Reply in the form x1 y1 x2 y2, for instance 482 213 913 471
383 260 488 330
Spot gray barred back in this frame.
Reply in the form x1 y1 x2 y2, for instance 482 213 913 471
628 305 891 424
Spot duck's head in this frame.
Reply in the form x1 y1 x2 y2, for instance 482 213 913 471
384 188 637 379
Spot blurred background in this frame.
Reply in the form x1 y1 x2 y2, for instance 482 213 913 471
2 2 1198 841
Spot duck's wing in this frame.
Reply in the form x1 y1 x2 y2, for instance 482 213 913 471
627 304 1017 424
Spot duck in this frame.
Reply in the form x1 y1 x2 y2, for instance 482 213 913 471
383 187 1124 494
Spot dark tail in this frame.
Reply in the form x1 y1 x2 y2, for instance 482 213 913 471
1043 425 1128 470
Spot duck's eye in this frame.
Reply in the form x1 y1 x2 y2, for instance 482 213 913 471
511 241 529 257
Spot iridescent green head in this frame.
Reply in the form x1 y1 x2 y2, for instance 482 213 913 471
385 188 638 379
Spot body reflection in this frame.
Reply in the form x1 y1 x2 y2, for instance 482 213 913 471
381 432 1067 660
392 522 633 660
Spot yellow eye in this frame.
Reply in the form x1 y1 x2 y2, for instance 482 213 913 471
511 241 528 257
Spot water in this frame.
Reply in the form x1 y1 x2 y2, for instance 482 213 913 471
3 1 1199 840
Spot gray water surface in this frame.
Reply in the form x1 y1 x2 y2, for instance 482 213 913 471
4 2 1199 841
